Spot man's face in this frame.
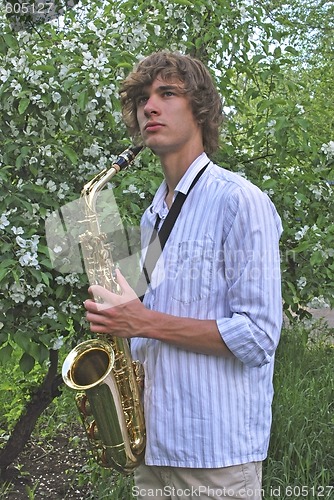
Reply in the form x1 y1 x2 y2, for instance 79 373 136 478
136 76 203 157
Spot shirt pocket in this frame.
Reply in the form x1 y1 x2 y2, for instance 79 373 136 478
171 237 214 304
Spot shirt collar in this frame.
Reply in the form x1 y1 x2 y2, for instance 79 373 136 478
150 152 210 216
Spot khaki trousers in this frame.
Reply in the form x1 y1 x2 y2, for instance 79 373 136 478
133 462 263 499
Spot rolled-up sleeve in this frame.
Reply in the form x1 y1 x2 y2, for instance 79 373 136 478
217 186 283 367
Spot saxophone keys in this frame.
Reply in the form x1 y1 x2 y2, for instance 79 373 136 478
88 420 100 441
76 393 92 416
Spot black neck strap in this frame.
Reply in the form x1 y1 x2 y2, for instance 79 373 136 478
138 162 209 300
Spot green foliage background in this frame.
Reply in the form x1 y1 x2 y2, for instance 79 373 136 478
0 0 333 414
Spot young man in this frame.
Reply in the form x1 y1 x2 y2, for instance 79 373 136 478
84 51 283 499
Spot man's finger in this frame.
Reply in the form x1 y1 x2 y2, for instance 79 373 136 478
88 284 114 302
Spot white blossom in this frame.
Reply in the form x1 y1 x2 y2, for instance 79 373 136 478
123 184 146 198
27 300 42 308
295 225 309 240
265 119 276 136
10 80 22 96
123 184 137 194
9 283 26 303
46 180 57 192
310 184 324 200
81 51 94 70
297 276 307 289
307 296 330 309
19 252 39 268
11 226 24 235
16 235 40 268
16 236 27 248
30 94 42 104
42 306 58 320
52 92 62 103
0 68 11 82
52 336 64 350
39 145 52 157
0 213 10 229
321 140 334 160
60 301 80 314
55 273 81 285
83 142 102 158
30 235 40 253
57 182 70 200
28 283 46 297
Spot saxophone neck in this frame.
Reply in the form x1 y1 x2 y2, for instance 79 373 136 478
81 165 118 214
81 145 143 214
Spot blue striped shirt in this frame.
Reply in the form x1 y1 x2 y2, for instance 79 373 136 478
131 152 283 468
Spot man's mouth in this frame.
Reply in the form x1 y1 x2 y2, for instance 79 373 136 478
144 121 164 132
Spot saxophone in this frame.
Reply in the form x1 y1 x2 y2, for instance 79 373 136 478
62 145 146 474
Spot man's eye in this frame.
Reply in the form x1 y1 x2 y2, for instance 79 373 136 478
163 91 175 97
137 96 148 105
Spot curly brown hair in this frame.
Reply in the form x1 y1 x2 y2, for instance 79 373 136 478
120 51 223 155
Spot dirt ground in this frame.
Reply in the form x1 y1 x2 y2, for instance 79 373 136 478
308 308 334 328
1 433 92 499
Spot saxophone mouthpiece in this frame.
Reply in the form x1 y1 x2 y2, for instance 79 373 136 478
113 146 143 171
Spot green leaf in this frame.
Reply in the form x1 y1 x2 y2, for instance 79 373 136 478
28 342 49 364
56 286 65 299
15 331 30 353
310 250 324 266
62 146 78 165
39 259 54 270
273 47 281 58
19 352 35 373
0 35 7 55
116 61 134 69
285 46 299 56
0 344 13 365
18 97 30 115
0 259 15 282
33 65 56 73
294 240 311 253
77 90 88 111
40 272 51 286
29 163 39 176
0 332 8 344
252 54 264 64
3 33 18 50
172 0 192 4
262 178 277 189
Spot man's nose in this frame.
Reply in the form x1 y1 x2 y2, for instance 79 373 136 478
144 95 159 116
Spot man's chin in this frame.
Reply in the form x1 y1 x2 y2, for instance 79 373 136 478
144 138 168 155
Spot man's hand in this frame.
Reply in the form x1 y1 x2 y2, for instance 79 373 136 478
84 269 145 337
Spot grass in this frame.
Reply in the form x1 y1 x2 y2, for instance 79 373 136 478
263 320 334 499
0 320 333 499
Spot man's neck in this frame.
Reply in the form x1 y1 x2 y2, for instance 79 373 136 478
159 148 204 208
